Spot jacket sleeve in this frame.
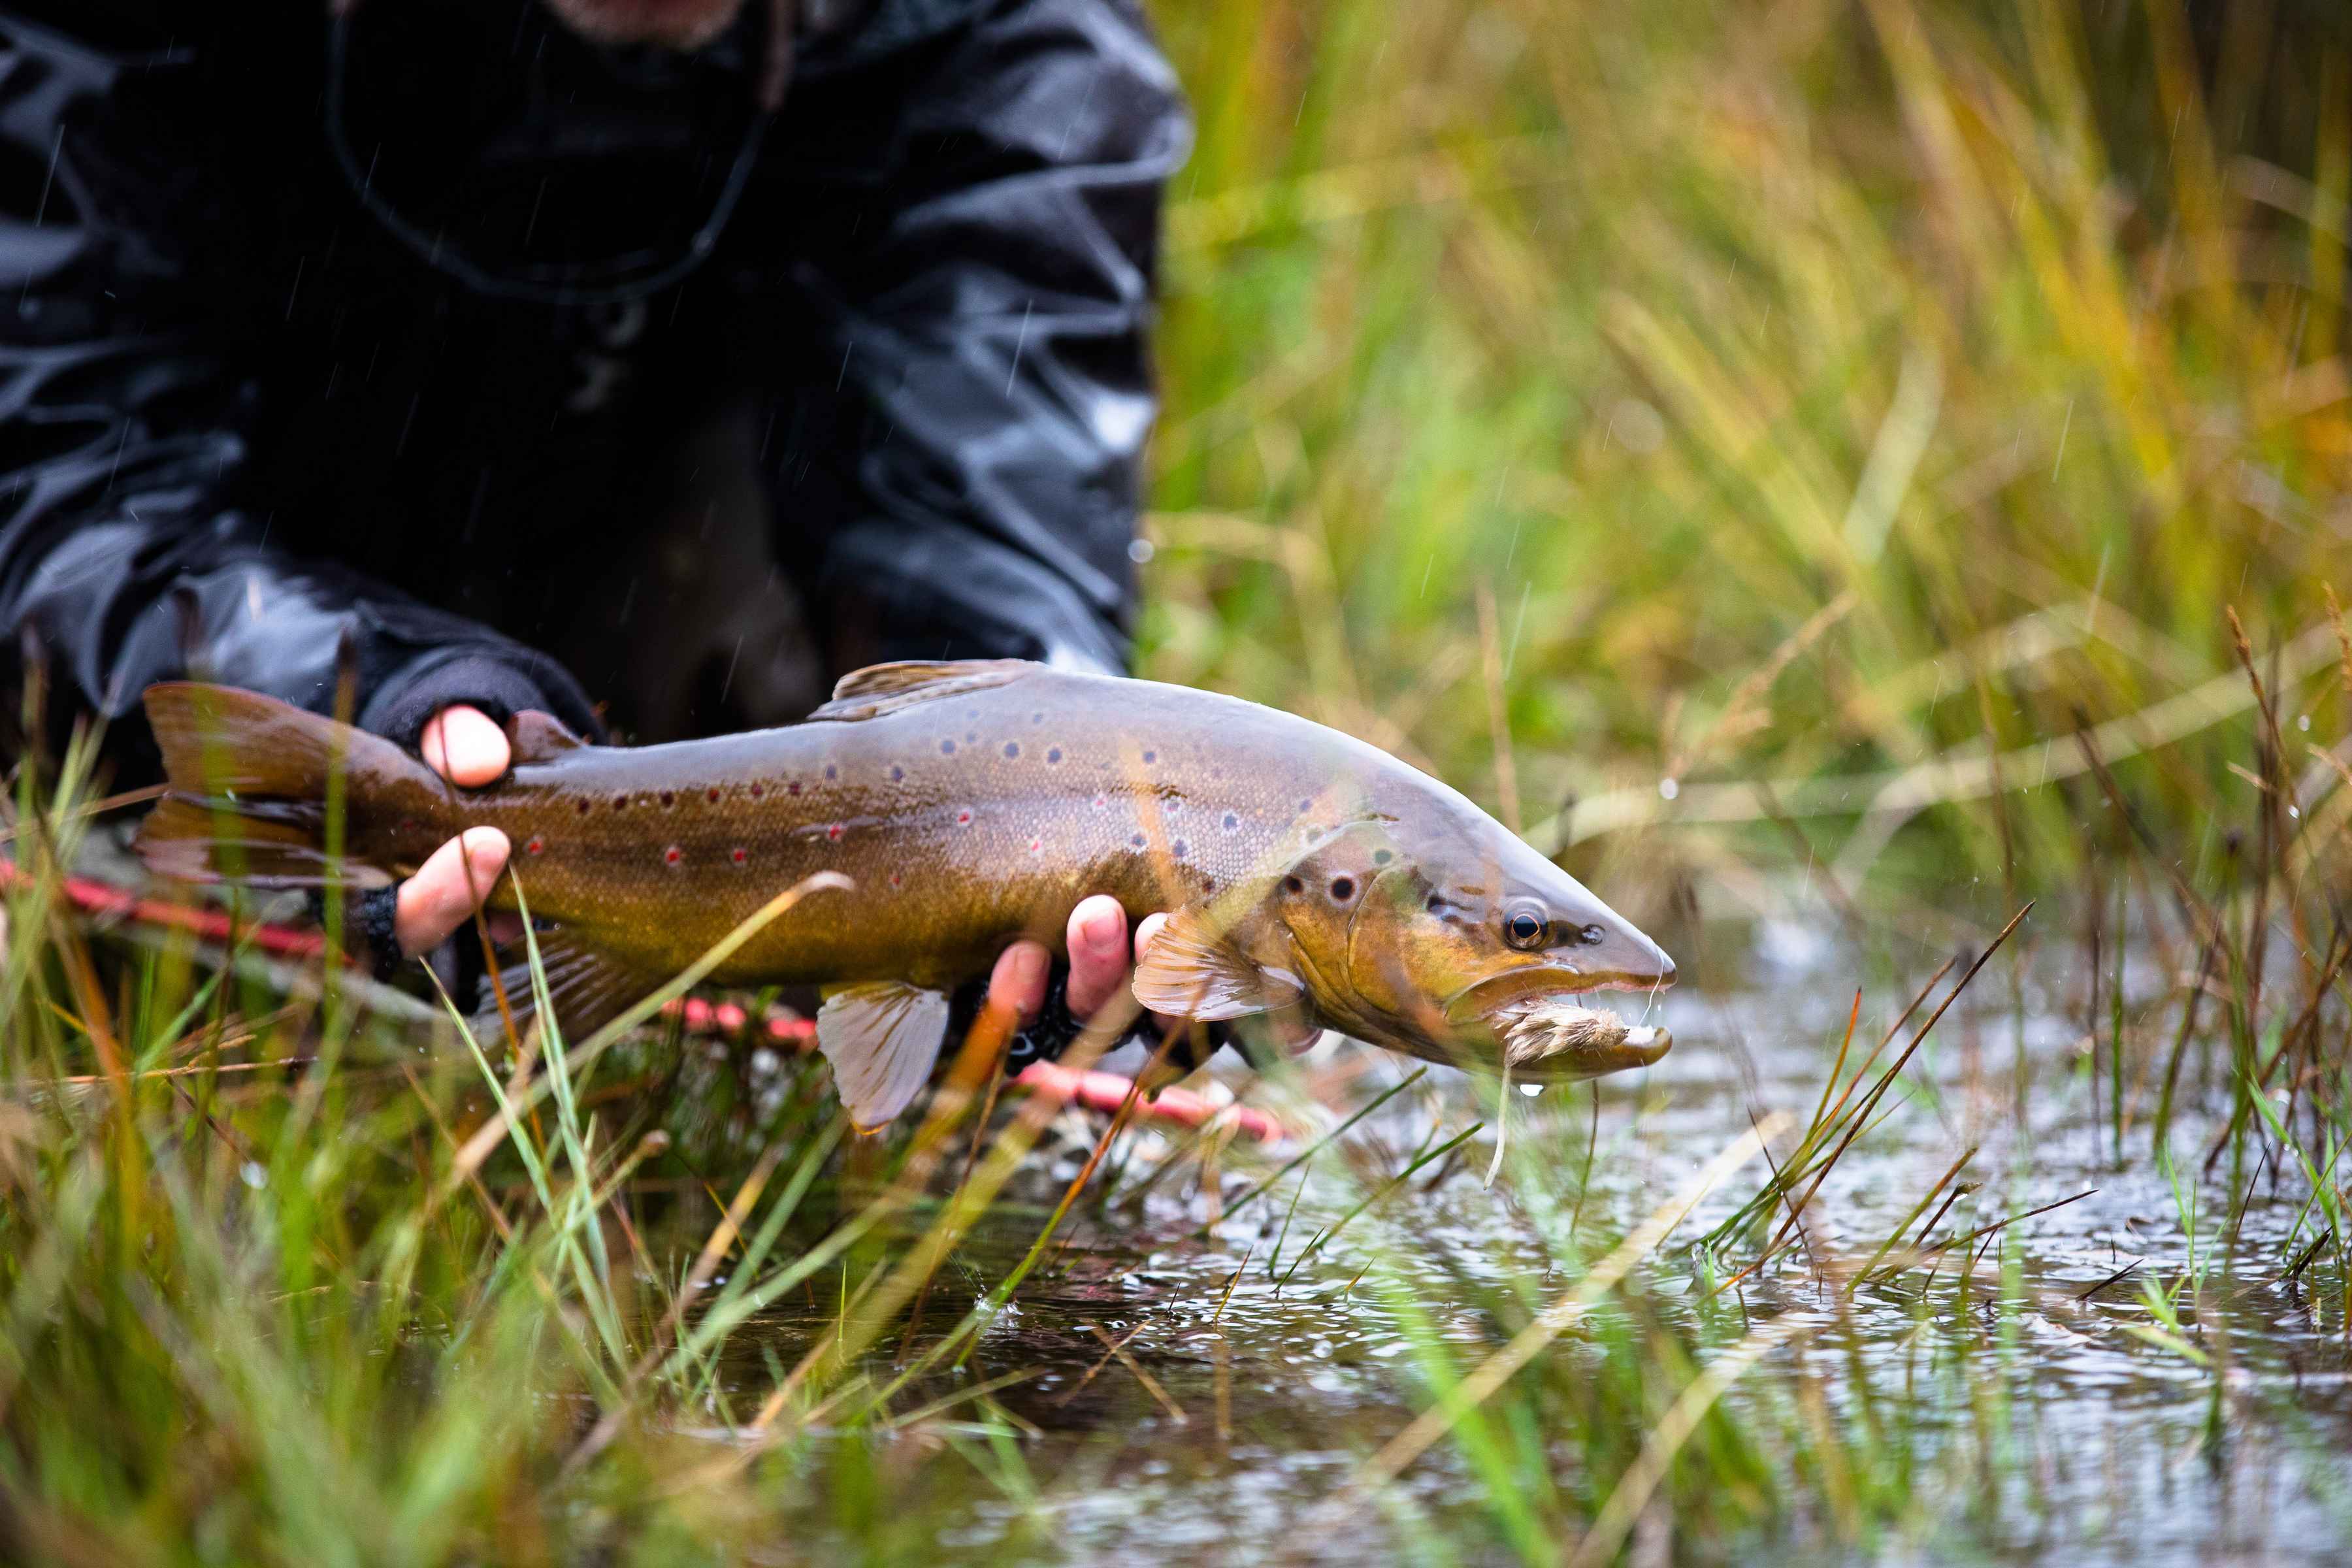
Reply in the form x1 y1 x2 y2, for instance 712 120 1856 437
0 19 600 763
782 0 1190 676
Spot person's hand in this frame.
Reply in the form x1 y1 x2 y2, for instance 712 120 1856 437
986 894 1166 1043
393 705 514 956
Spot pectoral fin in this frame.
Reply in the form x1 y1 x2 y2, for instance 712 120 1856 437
817 981 953 1132
1131 908 1306 1021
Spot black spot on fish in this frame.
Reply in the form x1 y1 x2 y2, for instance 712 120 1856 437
1142 749 1157 764
1172 838 1189 858
1032 711 1045 725
1130 833 1147 849
825 764 839 781
1164 799 1181 815
1222 812 1239 831
749 782 764 799
889 764 905 781
1047 747 1063 764
1328 875 1356 902
941 739 956 755
966 730 978 744
613 796 628 811
659 791 675 808
1297 797 1313 814
1003 742 1020 759
1373 849 1393 865
1282 874 1305 895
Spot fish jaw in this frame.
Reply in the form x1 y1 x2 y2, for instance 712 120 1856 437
1487 996 1671 1081
1441 964 1676 1082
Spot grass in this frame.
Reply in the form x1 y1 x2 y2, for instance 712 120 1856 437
9 0 2352 1561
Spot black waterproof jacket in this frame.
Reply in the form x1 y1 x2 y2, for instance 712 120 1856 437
0 0 1186 764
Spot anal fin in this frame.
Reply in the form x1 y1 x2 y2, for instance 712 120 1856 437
817 980 953 1132
474 930 655 1050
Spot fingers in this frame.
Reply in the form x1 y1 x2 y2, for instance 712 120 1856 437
1064 895 1131 1019
419 704 512 789
394 826 511 958
986 939 1051 1022
1133 911 1168 964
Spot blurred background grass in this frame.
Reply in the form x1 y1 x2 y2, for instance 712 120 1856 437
1143 0 2352 932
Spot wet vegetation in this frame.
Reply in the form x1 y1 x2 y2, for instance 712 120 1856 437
9 0 2352 1561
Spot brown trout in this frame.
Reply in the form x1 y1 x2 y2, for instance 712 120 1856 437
135 660 1675 1127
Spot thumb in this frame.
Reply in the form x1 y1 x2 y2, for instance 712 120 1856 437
394 826 511 957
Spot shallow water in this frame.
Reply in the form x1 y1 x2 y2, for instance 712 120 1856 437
726 920 2352 1565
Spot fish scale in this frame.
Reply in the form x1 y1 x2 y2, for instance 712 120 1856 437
135 659 1676 1129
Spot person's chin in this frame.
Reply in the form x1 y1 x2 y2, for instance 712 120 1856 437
539 0 749 49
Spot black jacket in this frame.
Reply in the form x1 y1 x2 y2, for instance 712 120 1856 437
0 0 1186 762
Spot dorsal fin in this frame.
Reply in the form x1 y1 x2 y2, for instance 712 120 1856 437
808 659 1041 722
507 709 589 765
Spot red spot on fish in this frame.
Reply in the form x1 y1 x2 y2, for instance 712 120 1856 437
613 796 629 811
826 823 844 841
889 871 903 889
1028 836 1042 853
730 847 747 864
577 799 591 815
663 844 683 866
708 787 721 802
525 836 544 856
716 1002 747 1032
749 782 764 799
956 809 973 826
788 780 802 795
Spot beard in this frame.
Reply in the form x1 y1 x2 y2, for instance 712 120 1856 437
538 0 750 48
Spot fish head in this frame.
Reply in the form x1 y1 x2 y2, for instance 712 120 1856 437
1266 819 1675 1082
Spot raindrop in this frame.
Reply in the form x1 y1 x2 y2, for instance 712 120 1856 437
1658 777 1680 801
1518 1082 1546 1098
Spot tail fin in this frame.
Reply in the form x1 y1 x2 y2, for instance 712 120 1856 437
135 683 425 890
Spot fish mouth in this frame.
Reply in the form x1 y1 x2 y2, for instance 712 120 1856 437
1444 968 1674 1082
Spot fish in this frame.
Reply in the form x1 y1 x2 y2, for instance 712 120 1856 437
132 659 1676 1129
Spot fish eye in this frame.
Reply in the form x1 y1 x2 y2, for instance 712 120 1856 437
1502 902 1549 951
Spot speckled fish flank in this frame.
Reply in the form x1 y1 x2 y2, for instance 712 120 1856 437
134 661 1677 1127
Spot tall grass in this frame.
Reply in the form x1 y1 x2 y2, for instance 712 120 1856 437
1145 0 2352 928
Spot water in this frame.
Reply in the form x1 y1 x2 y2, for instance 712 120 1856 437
719 923 2352 1564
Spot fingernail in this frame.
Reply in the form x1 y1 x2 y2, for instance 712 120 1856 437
1081 904 1122 952
1011 943 1046 992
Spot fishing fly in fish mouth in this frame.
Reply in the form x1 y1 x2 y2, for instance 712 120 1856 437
133 659 1676 1130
